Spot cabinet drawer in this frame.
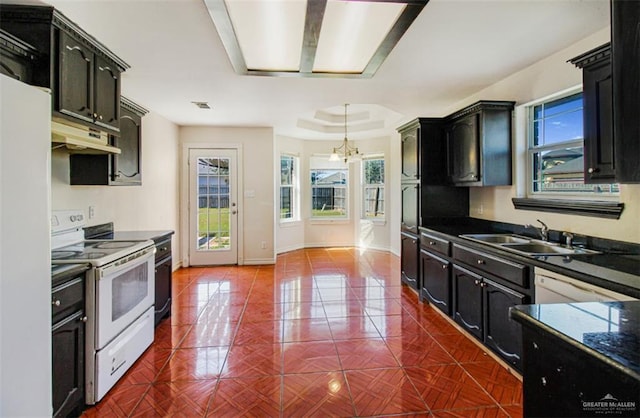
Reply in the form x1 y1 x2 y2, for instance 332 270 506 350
420 231 450 256
453 244 528 287
155 238 172 262
52 277 84 324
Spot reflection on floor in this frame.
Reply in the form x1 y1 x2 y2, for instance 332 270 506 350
82 248 523 417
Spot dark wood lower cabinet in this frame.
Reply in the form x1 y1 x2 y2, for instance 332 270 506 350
453 266 484 340
52 310 85 418
484 280 526 370
420 249 452 315
52 268 87 418
154 236 172 326
522 326 639 417
453 264 527 371
155 255 172 325
400 232 419 291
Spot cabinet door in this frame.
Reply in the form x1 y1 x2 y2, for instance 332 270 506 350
484 280 527 371
583 58 615 183
612 0 640 182
401 183 419 233
52 311 85 418
112 107 142 185
401 128 419 181
453 265 483 340
93 55 120 131
447 114 479 183
58 31 94 123
154 257 172 326
401 232 419 291
420 250 451 316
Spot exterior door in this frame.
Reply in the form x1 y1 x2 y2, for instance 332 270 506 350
189 149 238 265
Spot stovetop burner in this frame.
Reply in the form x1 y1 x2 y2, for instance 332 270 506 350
51 239 154 267
52 250 83 259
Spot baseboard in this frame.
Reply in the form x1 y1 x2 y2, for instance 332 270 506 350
243 258 276 265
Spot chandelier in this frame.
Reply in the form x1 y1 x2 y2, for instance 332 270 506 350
329 104 361 163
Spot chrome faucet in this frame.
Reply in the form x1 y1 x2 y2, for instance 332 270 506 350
524 219 549 241
563 232 574 248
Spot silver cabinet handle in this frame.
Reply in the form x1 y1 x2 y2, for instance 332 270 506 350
80 316 88 323
52 300 61 307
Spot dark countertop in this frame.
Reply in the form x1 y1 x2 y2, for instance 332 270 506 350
419 218 640 299
511 301 640 381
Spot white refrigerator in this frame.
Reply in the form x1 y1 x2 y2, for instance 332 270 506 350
0 74 52 416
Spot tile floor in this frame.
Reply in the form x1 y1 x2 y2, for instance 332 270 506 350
82 248 523 417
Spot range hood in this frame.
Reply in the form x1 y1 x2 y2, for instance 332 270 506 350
51 119 121 154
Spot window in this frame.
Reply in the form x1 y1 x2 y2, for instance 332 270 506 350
362 157 385 219
528 92 618 196
310 156 348 219
280 155 299 221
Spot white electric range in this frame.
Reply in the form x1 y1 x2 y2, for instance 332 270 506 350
51 210 156 404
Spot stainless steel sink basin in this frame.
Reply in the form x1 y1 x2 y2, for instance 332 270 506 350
500 242 583 255
459 234 600 256
462 234 530 244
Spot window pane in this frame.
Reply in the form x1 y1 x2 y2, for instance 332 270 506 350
280 155 298 221
529 92 618 196
363 159 385 219
364 159 384 184
542 109 583 145
543 93 582 118
281 156 293 185
280 186 292 219
311 168 348 218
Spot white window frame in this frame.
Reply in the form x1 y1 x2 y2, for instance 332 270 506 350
279 154 299 222
309 156 349 220
526 88 619 200
361 155 385 221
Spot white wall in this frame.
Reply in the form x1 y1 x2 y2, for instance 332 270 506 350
275 135 396 254
180 126 275 265
444 27 640 244
51 111 182 267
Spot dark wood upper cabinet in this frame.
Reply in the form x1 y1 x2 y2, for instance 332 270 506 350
401 127 419 181
93 55 121 130
0 4 129 134
57 31 121 132
571 45 615 183
398 118 449 185
611 0 640 183
70 97 147 186
111 97 146 185
569 1 640 184
0 29 38 83
447 114 479 184
445 101 515 187
58 31 94 124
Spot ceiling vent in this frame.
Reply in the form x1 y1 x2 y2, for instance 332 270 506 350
192 101 211 109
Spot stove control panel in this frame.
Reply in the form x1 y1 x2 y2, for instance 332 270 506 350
51 210 86 234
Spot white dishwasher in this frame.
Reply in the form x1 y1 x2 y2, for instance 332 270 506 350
534 267 637 303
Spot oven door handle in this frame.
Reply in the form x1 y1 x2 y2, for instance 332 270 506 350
97 246 155 278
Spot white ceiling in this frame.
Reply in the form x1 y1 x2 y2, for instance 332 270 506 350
39 0 609 141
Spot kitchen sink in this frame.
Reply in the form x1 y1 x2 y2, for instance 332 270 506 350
462 234 531 244
459 234 601 256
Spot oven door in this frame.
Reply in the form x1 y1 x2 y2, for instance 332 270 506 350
94 246 155 349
